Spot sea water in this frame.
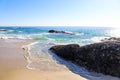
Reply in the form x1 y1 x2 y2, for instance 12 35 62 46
0 26 114 43
0 26 120 80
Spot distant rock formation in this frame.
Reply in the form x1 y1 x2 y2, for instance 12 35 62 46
49 41 120 77
0 29 8 32
101 37 120 42
48 30 75 35
0 29 12 32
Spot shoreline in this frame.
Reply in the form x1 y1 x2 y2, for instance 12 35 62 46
0 39 86 80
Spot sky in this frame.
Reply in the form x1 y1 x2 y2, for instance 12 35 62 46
0 0 120 27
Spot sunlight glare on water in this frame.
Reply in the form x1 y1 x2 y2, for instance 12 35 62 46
108 28 120 37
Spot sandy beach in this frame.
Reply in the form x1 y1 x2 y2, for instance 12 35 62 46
0 39 86 80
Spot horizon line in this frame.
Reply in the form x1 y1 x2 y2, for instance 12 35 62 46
0 25 114 27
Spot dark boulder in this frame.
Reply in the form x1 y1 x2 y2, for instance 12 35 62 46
49 41 120 77
50 44 80 60
48 30 57 33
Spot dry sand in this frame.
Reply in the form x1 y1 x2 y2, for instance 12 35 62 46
0 39 86 80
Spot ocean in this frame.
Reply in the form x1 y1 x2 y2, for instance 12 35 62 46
0 26 119 80
0 26 115 43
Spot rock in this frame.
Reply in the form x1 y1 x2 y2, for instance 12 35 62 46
48 30 57 33
49 41 120 77
50 44 80 60
101 37 120 42
48 30 75 35
0 29 12 32
0 29 8 32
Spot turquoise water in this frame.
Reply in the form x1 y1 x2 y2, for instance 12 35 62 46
0 26 115 45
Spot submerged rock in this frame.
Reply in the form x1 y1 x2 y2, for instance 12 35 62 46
0 29 12 32
49 41 120 77
0 29 6 31
48 30 75 35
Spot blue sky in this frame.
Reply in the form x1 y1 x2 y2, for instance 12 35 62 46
0 0 120 27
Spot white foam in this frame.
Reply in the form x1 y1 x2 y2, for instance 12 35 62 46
62 31 84 36
0 34 31 39
25 41 68 71
90 36 109 43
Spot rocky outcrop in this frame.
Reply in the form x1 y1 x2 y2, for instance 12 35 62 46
0 29 8 32
101 37 120 42
48 30 57 33
50 44 80 60
48 30 75 35
0 29 12 32
49 41 120 77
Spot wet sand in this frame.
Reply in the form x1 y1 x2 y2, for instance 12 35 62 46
0 39 86 80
